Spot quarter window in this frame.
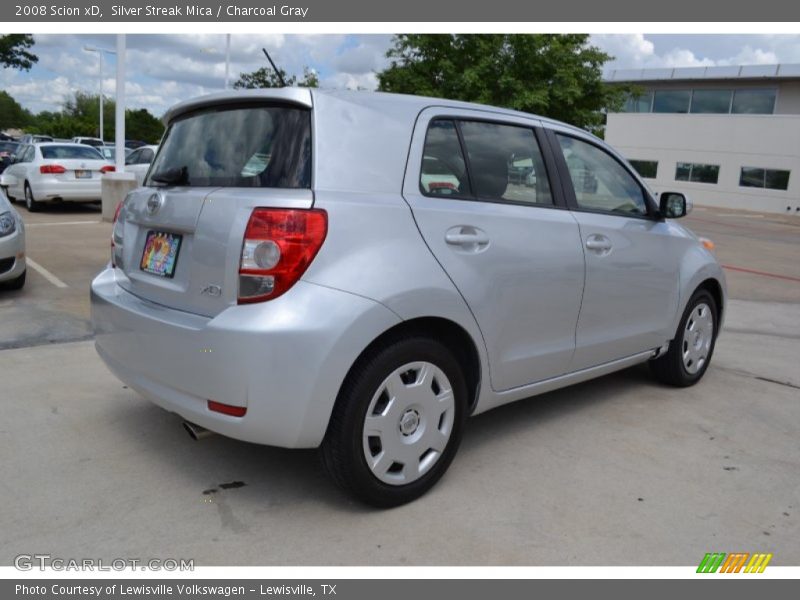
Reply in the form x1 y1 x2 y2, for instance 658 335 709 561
740 167 790 191
675 162 720 184
556 134 648 216
420 120 471 197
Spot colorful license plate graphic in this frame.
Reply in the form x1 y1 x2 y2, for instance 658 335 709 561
74 170 91 179
140 231 182 278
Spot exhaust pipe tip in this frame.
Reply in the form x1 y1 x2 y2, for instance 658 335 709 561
183 421 214 441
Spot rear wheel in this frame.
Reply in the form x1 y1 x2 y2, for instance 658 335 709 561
24 183 42 212
321 335 468 507
650 289 718 387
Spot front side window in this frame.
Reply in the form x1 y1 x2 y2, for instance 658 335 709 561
148 104 311 188
676 162 720 184
556 135 648 216
740 167 790 191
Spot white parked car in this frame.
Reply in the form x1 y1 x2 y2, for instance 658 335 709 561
0 188 25 290
124 145 158 186
72 136 105 148
1 143 115 211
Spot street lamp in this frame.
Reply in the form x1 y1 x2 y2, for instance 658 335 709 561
83 45 116 142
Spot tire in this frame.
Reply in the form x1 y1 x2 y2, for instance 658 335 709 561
650 289 718 387
321 334 468 508
24 182 42 212
0 269 25 291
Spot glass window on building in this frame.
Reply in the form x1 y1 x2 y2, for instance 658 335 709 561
740 167 790 191
628 159 658 179
623 91 653 113
653 90 692 113
731 89 777 114
690 89 733 113
675 162 720 184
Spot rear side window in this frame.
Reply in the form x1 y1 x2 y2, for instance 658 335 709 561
148 104 311 188
41 145 103 160
420 118 552 206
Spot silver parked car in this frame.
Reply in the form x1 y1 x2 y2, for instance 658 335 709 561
91 89 726 506
0 188 26 290
2 143 115 211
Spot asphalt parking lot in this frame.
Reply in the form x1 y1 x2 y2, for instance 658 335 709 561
1 202 798 566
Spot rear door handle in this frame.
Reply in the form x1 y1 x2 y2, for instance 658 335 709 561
445 226 490 251
585 234 612 252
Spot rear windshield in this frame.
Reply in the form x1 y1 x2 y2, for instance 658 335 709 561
147 104 312 188
41 145 104 160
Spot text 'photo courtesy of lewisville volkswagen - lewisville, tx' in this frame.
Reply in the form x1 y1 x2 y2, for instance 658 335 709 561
0 14 799 593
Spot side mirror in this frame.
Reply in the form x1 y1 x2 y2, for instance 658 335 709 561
0 173 18 187
659 191 692 219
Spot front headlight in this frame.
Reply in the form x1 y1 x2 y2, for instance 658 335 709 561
0 211 16 237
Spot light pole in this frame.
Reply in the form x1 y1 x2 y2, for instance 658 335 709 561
201 34 232 89
83 45 116 141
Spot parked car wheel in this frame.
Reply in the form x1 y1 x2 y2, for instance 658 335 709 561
24 182 42 212
650 289 718 387
321 335 468 507
0 269 25 290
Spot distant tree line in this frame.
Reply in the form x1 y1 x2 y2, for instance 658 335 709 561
0 90 164 143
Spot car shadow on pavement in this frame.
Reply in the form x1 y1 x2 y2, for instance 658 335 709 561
104 364 661 515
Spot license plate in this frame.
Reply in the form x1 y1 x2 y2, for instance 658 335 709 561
75 170 91 179
140 231 182 278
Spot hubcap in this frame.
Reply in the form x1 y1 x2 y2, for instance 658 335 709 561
362 361 455 486
682 302 714 374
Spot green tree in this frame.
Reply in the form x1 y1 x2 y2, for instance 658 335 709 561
377 34 625 132
0 91 32 129
0 34 38 71
125 108 164 143
233 65 319 89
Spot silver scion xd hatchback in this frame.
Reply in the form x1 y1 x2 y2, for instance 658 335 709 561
91 88 726 507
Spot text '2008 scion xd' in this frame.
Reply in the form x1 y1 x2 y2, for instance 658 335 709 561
91 88 726 507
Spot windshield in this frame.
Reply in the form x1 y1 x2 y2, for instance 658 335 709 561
41 145 104 160
147 104 311 188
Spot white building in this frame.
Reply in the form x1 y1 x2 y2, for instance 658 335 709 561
604 64 800 215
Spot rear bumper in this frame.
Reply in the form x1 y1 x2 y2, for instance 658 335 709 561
35 178 102 201
90 268 400 448
0 227 25 282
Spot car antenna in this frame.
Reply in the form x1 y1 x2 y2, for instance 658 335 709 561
262 48 287 87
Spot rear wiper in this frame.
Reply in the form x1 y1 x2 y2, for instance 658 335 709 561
149 166 188 186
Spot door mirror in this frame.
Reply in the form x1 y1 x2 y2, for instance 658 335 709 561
659 192 691 219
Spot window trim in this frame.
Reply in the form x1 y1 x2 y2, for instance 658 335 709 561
544 129 660 221
417 115 564 210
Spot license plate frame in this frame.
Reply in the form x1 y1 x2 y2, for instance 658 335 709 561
139 230 182 279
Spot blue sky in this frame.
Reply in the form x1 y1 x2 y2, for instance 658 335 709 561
3 34 800 117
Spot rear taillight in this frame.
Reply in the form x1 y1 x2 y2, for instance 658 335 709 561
40 164 66 174
208 400 247 417
111 200 125 268
100 165 116 173
238 208 327 304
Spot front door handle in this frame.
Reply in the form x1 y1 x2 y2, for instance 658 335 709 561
445 226 490 252
585 234 612 253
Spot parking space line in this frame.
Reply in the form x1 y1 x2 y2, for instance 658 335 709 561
27 258 69 288
26 220 101 227
722 264 800 283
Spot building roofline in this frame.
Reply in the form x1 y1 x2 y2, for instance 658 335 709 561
604 63 800 84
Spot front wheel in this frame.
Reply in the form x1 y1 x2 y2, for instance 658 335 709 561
321 335 468 507
650 289 718 387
